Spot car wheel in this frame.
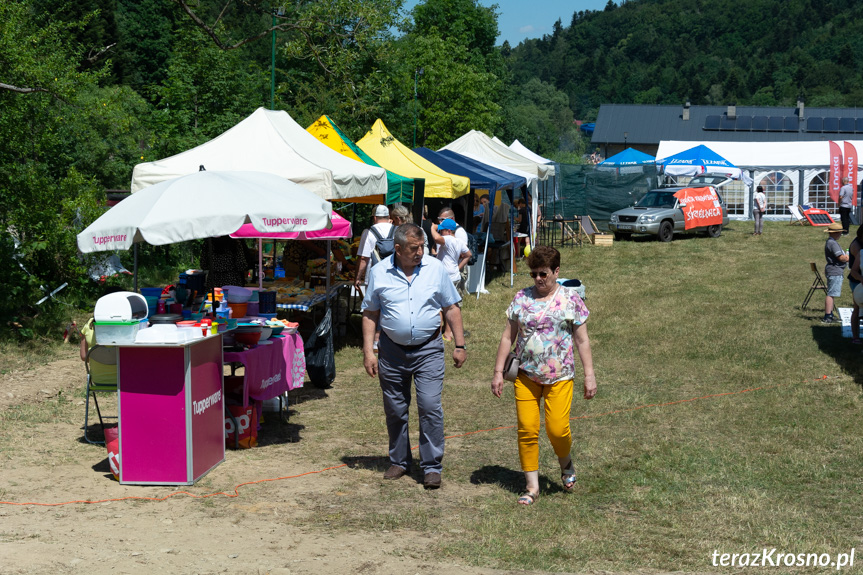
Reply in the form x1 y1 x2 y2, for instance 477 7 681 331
657 221 673 242
706 224 722 238
613 232 631 241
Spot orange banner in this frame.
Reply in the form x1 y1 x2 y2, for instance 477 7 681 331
672 187 723 229
829 141 843 204
844 141 858 205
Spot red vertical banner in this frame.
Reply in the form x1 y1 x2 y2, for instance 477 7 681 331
844 141 858 205
830 141 843 204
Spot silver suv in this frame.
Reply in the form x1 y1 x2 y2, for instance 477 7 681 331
607 174 731 242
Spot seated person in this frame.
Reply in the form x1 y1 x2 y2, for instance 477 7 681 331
79 317 117 383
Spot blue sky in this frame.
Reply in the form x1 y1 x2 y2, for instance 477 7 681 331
402 0 613 47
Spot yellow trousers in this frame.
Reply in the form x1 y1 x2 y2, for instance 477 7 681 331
514 373 573 472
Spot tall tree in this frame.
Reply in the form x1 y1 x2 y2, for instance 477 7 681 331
0 0 150 336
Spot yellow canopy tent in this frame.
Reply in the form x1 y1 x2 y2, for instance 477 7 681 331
357 119 469 199
307 115 414 205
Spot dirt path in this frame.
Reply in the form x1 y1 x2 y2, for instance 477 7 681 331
0 348 704 575
0 348 520 574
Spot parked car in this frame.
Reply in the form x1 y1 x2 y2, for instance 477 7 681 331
607 174 732 242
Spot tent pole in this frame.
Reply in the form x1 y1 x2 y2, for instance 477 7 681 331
325 239 332 311
133 243 138 292
476 187 496 301
258 239 263 290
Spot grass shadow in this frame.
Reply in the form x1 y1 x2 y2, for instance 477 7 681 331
811 324 863 386
255 414 304 446
470 464 565 496
340 455 390 473
288 386 330 405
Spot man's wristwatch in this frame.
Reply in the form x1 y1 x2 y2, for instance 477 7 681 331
455 345 466 350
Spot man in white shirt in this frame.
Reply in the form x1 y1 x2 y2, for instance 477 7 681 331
430 218 471 342
355 205 394 288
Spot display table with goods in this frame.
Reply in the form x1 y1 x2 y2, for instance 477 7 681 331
223 331 306 407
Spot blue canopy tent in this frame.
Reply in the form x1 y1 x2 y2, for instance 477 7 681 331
656 144 753 186
599 148 656 167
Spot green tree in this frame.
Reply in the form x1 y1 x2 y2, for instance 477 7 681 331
149 20 268 158
391 34 502 148
0 0 149 338
501 78 582 157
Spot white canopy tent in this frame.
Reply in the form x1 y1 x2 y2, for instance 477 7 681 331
509 139 555 174
435 147 539 288
131 107 387 201
442 130 553 180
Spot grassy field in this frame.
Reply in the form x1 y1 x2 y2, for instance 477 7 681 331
4 219 863 573
288 220 863 572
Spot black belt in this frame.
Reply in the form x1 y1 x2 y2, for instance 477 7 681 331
382 326 441 351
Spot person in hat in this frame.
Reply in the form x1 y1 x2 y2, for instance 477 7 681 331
355 205 394 288
823 222 849 323
430 218 472 342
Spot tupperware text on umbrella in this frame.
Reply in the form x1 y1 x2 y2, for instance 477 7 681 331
262 217 308 226
92 234 127 245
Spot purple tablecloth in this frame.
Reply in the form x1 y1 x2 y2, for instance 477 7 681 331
223 333 305 406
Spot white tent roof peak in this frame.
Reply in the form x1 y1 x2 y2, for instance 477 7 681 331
131 107 387 200
509 139 556 175
441 130 552 180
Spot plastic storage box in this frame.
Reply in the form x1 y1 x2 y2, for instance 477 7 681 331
96 318 148 345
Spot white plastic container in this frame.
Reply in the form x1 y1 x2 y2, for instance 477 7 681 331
96 318 148 345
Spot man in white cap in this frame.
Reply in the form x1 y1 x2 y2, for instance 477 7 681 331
355 205 394 288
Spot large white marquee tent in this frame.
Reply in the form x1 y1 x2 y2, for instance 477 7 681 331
657 140 863 220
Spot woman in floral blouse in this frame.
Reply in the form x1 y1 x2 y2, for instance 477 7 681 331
491 245 596 505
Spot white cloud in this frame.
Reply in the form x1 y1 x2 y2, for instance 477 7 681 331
519 25 536 34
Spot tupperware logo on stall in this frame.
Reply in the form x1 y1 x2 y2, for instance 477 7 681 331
260 372 281 390
92 234 127 246
193 390 222 415
262 217 308 227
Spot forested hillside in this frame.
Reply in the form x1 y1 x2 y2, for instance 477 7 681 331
3 0 863 338
508 0 863 120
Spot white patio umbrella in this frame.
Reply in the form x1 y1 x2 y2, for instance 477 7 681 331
77 171 333 254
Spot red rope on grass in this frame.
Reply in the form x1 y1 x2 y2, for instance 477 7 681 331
0 375 828 507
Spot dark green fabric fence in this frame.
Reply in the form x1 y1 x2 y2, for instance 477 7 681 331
553 164 660 229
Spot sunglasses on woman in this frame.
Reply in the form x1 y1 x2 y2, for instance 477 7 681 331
529 271 549 279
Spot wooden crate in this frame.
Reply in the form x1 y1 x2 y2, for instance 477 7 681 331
593 234 614 246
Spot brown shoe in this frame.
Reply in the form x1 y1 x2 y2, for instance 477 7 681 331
383 465 408 480
423 472 441 489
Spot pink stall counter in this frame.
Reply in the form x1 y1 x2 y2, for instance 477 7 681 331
117 335 225 485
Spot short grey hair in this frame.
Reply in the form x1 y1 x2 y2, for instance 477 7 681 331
394 223 424 246
438 206 454 219
390 205 412 223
